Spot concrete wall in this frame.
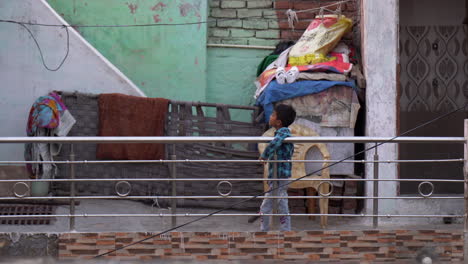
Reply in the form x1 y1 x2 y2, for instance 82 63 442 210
206 47 270 120
362 0 399 214
0 0 144 162
47 0 207 101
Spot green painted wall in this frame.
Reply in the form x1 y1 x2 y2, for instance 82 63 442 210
47 0 207 101
206 47 270 120
47 1 272 121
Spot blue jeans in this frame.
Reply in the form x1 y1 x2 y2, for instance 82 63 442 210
260 181 291 231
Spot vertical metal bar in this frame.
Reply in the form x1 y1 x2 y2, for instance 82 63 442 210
170 144 177 228
69 144 75 231
271 155 278 230
373 143 379 228
463 119 468 260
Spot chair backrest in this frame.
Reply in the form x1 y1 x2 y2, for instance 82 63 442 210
258 124 330 189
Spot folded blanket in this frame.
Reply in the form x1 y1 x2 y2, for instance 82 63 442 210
97 93 169 160
255 60 353 99
256 80 355 122
279 86 361 128
297 72 347 82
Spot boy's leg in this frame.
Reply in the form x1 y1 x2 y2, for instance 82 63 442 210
278 182 291 231
260 183 273 231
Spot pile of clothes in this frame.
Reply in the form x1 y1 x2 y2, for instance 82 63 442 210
254 14 363 129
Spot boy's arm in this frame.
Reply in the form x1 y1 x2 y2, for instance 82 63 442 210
260 128 289 160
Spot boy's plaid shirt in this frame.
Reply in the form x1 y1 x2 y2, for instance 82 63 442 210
261 127 294 179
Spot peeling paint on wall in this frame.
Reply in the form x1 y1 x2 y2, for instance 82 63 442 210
126 3 138 14
152 14 161 23
151 2 166 11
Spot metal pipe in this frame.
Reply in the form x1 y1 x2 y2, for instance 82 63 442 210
0 213 462 218
69 145 75 231
170 145 177 228
272 155 278 230
0 195 462 200
373 144 379 228
168 100 260 109
1 136 465 144
0 178 463 183
3 158 465 164
207 43 275 50
464 119 468 260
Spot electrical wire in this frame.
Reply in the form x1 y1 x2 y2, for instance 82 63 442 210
93 102 468 258
5 21 70 71
0 0 351 28
0 0 353 71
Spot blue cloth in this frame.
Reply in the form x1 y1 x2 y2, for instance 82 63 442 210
256 80 356 122
261 127 294 179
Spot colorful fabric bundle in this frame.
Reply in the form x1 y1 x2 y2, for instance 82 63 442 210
288 15 353 66
25 92 76 179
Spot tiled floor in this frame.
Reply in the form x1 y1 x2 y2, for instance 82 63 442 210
0 199 461 233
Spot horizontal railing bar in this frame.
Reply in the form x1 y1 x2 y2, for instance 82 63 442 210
0 178 463 183
2 159 464 164
169 100 261 109
0 136 465 144
0 213 462 218
0 195 462 200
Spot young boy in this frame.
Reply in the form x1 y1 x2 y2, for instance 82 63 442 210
259 104 296 231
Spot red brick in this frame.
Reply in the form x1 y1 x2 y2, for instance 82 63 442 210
278 20 312 30
281 30 304 40
96 240 114 246
293 2 322 10
209 240 228 245
276 10 316 20
274 0 293 9
298 11 317 20
345 1 358 12
308 254 320 260
323 239 340 243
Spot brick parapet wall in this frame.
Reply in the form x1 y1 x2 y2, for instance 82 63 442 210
208 0 360 48
59 230 464 262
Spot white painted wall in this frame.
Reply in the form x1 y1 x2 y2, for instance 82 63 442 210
0 0 145 162
362 0 399 215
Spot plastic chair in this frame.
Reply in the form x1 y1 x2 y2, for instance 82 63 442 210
258 124 331 228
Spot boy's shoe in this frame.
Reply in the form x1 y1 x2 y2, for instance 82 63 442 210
286 66 299 83
275 67 286 84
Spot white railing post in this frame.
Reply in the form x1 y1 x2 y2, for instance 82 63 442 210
170 145 177 228
463 119 468 261
69 144 76 231
373 144 379 228
272 155 278 230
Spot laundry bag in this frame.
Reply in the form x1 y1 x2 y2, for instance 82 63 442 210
288 15 353 66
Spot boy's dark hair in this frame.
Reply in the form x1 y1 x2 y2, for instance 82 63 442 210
274 104 296 127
